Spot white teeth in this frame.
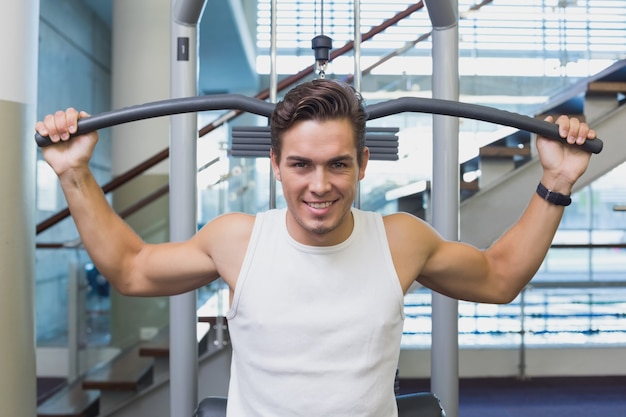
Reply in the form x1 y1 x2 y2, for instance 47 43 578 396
309 202 332 209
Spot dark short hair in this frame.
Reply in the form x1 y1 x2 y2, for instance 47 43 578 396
270 79 367 166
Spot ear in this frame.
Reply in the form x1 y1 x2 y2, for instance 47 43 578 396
358 146 370 181
270 148 282 181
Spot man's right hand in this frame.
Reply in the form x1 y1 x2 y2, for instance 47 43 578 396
35 108 98 176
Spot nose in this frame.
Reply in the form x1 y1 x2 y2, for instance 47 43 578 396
309 166 331 195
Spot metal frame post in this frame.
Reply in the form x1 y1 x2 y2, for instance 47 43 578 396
269 0 278 209
170 1 206 416
353 0 362 209
424 1 460 416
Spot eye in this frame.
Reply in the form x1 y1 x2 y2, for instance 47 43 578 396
332 161 347 169
292 161 308 168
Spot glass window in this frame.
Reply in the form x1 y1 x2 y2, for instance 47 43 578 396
253 0 626 348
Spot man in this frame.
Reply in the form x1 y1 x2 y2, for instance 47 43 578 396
36 79 596 416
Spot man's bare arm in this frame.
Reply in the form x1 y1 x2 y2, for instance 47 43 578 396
36 109 224 296
388 116 596 303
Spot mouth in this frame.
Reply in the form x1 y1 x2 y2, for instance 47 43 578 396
306 201 335 209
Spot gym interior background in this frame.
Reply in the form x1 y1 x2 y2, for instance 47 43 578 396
3 0 626 416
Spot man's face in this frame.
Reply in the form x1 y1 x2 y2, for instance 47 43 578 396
271 118 369 246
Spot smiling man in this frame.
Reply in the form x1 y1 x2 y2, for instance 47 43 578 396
36 78 596 416
272 117 366 244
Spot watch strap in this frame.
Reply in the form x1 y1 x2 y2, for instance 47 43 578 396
536 182 572 206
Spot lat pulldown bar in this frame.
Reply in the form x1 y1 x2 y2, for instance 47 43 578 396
34 94 604 154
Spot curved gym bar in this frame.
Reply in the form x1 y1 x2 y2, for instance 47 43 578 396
366 97 603 154
34 95 275 147
35 95 604 154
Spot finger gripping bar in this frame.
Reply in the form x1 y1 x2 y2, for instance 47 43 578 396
35 94 603 154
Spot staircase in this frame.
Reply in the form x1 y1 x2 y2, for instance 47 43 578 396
37 319 231 417
461 60 626 248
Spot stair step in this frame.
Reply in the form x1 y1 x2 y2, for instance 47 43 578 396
37 379 100 417
139 322 211 358
82 345 154 392
479 145 531 158
37 377 67 406
460 179 479 191
588 81 626 93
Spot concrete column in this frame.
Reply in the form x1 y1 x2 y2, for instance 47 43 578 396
109 0 171 348
0 1 39 416
111 0 171 175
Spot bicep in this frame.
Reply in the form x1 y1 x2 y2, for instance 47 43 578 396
417 239 493 300
425 239 519 303
128 238 220 296
123 213 253 296
388 213 503 302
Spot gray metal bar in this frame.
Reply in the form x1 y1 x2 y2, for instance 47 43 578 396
34 95 275 147
353 0 362 91
170 1 206 416
173 0 205 25
269 0 278 210
365 97 602 154
67 262 81 381
269 0 278 104
34 96 603 154
353 0 362 209
424 0 458 28
518 290 527 380
427 1 460 416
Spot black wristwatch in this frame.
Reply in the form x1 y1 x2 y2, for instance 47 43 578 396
536 182 572 206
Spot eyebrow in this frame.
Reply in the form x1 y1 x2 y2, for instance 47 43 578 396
285 154 354 164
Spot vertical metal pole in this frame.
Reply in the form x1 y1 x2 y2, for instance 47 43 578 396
269 0 278 104
170 1 206 415
518 289 527 380
353 0 362 209
67 262 81 381
269 0 278 209
425 1 460 416
353 0 362 91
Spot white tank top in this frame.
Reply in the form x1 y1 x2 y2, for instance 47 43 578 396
225 208 405 416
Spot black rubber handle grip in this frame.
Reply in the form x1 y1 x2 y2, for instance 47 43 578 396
35 94 603 154
366 97 603 154
35 94 276 147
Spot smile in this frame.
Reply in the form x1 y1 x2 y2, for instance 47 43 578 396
307 201 334 209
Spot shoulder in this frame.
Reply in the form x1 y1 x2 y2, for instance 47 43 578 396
193 212 258 286
383 212 429 232
215 211 256 224
382 212 442 254
380 212 443 292
209 212 256 235
195 212 256 246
